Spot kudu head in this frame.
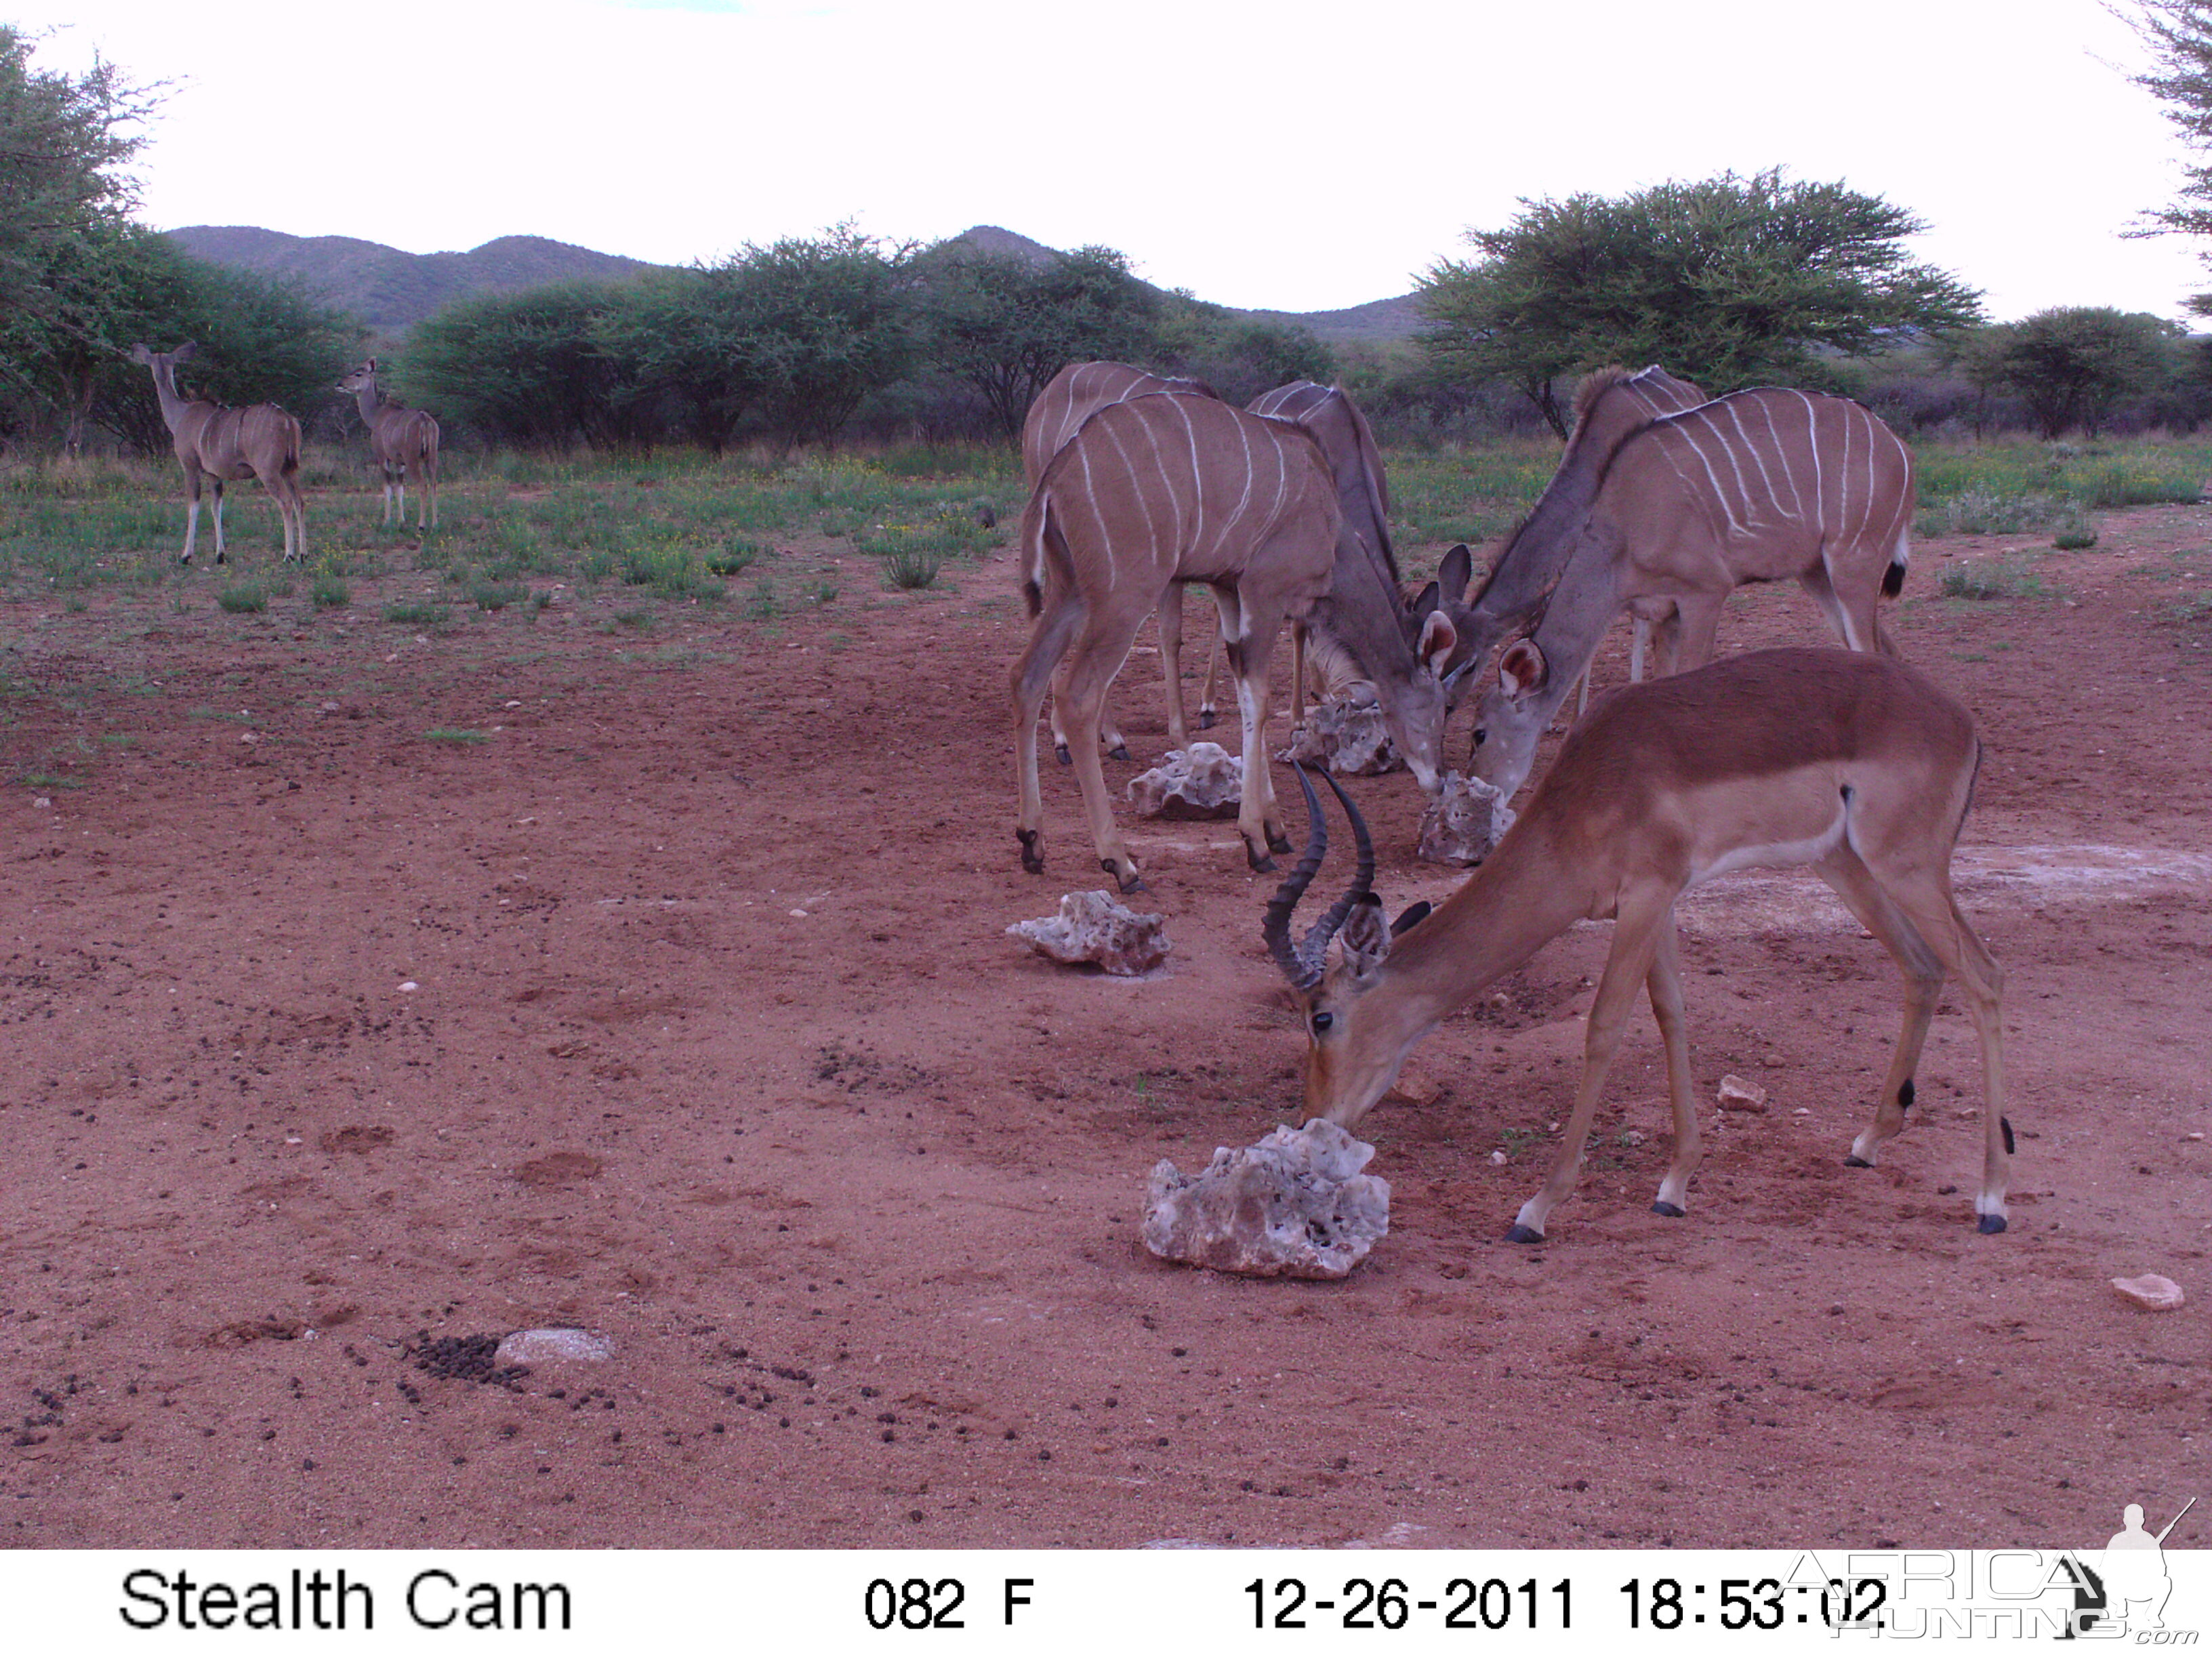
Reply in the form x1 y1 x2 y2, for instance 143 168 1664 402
1263 765 1435 1130
1466 634 1553 804
1409 544 1484 713
130 340 198 390
336 359 380 397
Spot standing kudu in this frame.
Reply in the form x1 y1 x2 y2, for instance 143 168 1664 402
1012 393 1343 890
1469 386 1917 804
131 342 306 565
1022 361 1223 762
337 360 441 530
1268 648 2011 1242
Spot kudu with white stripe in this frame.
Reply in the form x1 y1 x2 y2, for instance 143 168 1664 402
1245 380 1473 743
1022 361 1222 760
1012 392 1341 890
1267 648 2011 1242
337 359 442 530
1470 386 1915 803
131 342 306 565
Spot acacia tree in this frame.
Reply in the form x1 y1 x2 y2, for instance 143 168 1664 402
725 225 917 452
1418 168 1984 435
407 282 641 448
1953 308 2181 438
2120 0 2212 308
916 244 1156 438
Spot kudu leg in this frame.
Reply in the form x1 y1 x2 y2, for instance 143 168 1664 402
1508 884 1672 1243
1011 595 1086 875
181 472 203 565
1155 587 1190 754
1061 615 1151 891
1221 605 1292 869
211 481 228 566
1197 628 1221 731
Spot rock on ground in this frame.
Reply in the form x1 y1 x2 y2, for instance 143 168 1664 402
1126 741 1242 819
1417 771 1515 865
2110 1273 2186 1311
1143 1119 1390 1279
1280 693 1401 776
1008 890 1170 976
1717 1075 1770 1113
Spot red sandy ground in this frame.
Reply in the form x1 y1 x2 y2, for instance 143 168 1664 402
1 506 2206 1551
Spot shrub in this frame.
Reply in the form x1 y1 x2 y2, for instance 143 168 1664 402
1938 557 2051 600
882 548 942 589
384 602 448 626
217 586 267 613
472 581 529 611
708 537 762 576
311 575 350 609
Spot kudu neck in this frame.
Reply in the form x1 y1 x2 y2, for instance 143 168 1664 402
353 376 386 423
148 363 195 432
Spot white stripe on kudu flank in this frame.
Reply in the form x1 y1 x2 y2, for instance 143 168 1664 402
1759 398 1804 520
1674 417 1748 535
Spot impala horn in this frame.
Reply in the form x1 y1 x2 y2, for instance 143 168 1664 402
1262 763 1377 991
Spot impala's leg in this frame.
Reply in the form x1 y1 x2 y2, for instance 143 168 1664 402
1814 844 1944 1174
211 480 227 566
1156 586 1189 753
1509 885 1672 1243
1645 924 1703 1217
1063 610 1151 891
1012 592 1085 875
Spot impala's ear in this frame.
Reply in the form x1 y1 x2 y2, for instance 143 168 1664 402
1438 544 1473 598
1339 893 1391 982
172 341 199 363
1417 611 1458 678
1497 638 1548 701
1390 900 1432 937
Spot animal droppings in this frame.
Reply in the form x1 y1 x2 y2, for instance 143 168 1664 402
1126 742 1242 819
1717 1074 1770 1112
1417 771 1515 865
2109 1274 2185 1312
494 1328 617 1365
1143 1119 1390 1279
1006 890 1170 977
1280 692 1401 776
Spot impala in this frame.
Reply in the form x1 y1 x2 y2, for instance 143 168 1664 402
1265 648 2011 1242
131 342 306 565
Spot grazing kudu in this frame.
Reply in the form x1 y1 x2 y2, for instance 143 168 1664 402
1013 393 1343 890
1267 648 2010 1242
1023 361 1223 762
1469 386 1916 804
130 342 306 565
337 359 441 530
1246 380 1477 741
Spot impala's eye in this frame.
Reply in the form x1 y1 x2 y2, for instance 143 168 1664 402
1311 1011 1334 1035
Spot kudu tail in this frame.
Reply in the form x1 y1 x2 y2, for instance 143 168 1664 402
1018 486 1072 619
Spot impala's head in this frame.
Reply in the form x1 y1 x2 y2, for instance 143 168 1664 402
1467 636 1552 803
1264 766 1436 1130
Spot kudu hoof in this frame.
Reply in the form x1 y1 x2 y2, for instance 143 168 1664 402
1651 1201 1687 1218
1976 1214 2008 1235
1843 1155 1873 1168
1108 745 1132 763
1053 744 1071 767
1245 847 1277 874
1504 1224 1544 1245
1016 828 1043 874
1101 859 1146 895
1197 710 1216 731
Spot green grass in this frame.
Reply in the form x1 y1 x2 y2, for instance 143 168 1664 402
311 574 351 609
1937 556 2057 600
382 602 449 627
216 586 268 614
470 581 530 611
424 728 491 744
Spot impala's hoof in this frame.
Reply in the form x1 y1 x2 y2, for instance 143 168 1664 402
1651 1202 1686 1218
1108 744 1132 763
1977 1214 2008 1234
1053 743 1071 767
1504 1224 1544 1245
1843 1155 1873 1168
1265 827 1294 856
1016 828 1043 874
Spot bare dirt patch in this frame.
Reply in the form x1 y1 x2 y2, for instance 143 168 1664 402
0 510 2206 1549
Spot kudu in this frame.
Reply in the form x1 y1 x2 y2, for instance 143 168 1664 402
1012 392 1343 890
1469 384 1916 804
1021 361 1223 762
1244 381 1479 729
337 359 441 530
1266 648 2011 1242
131 342 306 565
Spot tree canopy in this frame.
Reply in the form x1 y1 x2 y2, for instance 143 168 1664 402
1418 168 1984 435
1952 307 2184 438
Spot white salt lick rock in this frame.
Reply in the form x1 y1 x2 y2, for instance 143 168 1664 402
1007 890 1170 976
1417 771 1515 866
1143 1119 1390 1279
1280 693 1402 777
495 1328 616 1366
1126 741 1242 819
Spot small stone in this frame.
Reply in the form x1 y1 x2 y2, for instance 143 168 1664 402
1488 1149 1509 1166
1281 693 1401 776
397 981 419 993
1008 890 1169 976
1417 771 1515 866
2110 1274 2185 1312
495 1328 617 1365
1143 1120 1389 1279
1126 742 1241 819
1760 1053 1786 1067
1717 1074 1769 1113
32 797 51 809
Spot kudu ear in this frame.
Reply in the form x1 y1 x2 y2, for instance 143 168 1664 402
1417 610 1458 678
1338 893 1391 983
1438 544 1473 598
172 341 199 363
1390 900 1432 937
1497 638 1549 701
129 343 154 365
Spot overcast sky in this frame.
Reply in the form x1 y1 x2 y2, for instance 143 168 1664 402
15 0 2208 323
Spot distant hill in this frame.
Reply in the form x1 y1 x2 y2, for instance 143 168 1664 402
167 222 1424 344
165 226 668 331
